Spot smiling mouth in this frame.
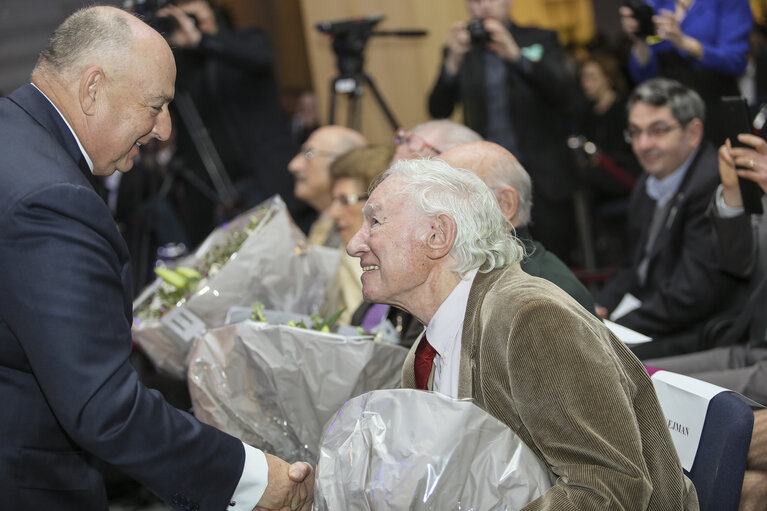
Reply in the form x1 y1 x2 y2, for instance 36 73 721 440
361 265 379 272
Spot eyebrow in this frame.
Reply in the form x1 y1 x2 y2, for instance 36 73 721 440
147 94 174 105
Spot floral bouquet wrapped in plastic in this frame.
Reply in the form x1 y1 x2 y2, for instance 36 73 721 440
314 389 555 511
132 196 340 378
187 319 409 463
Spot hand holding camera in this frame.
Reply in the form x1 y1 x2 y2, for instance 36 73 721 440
156 3 202 48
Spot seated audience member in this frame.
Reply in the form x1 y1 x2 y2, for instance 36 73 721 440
596 78 746 359
346 158 697 508
645 133 767 405
440 141 597 316
320 145 393 325
392 119 481 162
288 125 366 247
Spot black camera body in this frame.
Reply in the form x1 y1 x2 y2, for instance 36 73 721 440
123 0 197 35
623 0 656 39
466 18 490 46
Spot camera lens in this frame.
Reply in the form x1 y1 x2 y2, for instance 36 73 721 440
466 19 490 46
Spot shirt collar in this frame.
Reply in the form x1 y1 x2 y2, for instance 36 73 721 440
31 83 94 173
645 145 699 204
426 268 479 356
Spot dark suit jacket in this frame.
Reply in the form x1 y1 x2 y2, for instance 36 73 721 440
597 143 746 343
0 84 245 511
402 264 698 510
428 23 576 203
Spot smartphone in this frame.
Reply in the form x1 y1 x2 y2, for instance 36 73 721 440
721 96 764 215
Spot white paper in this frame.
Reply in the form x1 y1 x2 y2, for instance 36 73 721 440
609 293 642 321
650 370 726 471
604 319 652 344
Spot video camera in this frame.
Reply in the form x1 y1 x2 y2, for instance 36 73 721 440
316 15 385 76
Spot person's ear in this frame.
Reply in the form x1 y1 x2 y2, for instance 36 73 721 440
79 66 104 116
426 213 457 260
494 186 519 224
686 118 704 147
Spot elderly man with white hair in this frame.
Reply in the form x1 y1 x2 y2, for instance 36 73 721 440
346 157 698 510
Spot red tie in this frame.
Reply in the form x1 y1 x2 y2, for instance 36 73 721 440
414 335 438 390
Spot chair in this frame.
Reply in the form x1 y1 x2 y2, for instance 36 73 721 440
649 370 754 511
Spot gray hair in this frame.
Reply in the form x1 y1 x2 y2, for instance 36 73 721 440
627 77 705 126
380 158 523 275
413 120 482 151
481 154 533 227
34 7 133 78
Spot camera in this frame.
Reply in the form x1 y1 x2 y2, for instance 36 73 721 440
466 18 490 46
122 0 197 36
623 0 656 39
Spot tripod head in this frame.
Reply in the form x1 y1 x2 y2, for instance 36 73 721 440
316 14 426 76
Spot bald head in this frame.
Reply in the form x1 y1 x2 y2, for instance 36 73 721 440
289 125 367 212
441 141 533 227
31 6 176 176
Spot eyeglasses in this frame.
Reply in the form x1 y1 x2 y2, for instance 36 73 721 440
624 122 682 144
299 147 338 160
331 193 369 207
394 128 442 156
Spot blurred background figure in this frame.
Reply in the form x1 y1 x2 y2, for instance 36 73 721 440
291 89 320 147
288 125 367 246
596 78 747 359
321 145 393 326
392 119 481 162
619 0 752 145
572 50 642 269
156 0 301 246
428 0 579 265
441 141 598 316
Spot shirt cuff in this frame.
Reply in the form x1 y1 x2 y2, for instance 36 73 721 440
715 184 745 218
227 443 268 509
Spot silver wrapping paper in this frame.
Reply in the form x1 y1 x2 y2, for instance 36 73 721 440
132 196 341 378
187 320 409 463
314 389 554 511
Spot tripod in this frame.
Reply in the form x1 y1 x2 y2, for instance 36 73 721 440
319 16 425 132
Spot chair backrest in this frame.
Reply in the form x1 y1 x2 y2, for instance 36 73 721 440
649 370 754 511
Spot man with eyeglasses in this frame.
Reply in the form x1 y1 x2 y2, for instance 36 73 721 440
392 120 481 162
287 125 366 247
596 78 747 359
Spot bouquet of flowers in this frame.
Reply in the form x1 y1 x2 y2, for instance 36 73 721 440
187 319 409 464
132 196 340 378
314 389 555 511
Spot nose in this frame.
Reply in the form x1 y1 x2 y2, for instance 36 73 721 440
287 153 303 174
153 106 172 141
346 226 368 257
633 132 654 152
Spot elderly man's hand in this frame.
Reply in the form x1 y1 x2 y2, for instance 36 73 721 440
253 454 314 511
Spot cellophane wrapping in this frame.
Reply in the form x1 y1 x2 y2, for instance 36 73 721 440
132 196 340 378
187 320 409 463
314 389 555 511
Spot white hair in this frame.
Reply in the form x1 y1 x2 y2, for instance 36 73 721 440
380 158 523 275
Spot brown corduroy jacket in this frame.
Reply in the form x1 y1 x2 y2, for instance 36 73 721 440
402 263 699 510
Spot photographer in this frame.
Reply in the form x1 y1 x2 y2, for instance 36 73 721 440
155 0 305 245
428 0 579 264
619 0 752 145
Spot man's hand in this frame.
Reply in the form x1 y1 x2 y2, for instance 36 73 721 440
253 454 314 511
156 4 202 48
444 21 471 75
619 6 651 65
727 134 767 195
484 18 520 63
595 305 609 319
718 138 743 207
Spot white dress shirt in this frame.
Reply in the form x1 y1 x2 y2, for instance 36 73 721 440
425 268 478 398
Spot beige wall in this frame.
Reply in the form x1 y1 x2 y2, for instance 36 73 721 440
299 0 468 145
297 0 594 144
